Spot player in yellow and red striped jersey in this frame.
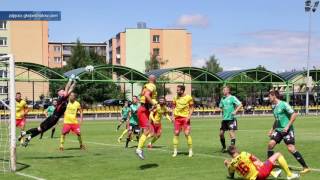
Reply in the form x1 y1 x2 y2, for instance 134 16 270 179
172 85 194 157
59 92 84 151
224 146 299 180
16 92 29 131
147 97 172 148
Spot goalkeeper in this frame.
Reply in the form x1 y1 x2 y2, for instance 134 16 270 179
18 74 78 147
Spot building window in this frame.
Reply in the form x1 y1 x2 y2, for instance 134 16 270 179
54 57 61 63
0 37 7 46
0 70 7 78
54 46 61 52
0 21 6 29
0 86 8 94
153 35 160 43
153 48 160 56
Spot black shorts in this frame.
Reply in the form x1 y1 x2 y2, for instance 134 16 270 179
220 120 238 131
129 124 140 134
270 130 295 145
40 115 60 132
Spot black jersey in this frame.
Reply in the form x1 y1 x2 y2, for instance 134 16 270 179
53 94 69 118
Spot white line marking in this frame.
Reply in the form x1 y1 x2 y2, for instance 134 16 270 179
71 140 320 173
16 172 46 180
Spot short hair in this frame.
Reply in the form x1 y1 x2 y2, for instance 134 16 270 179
227 145 238 156
70 92 77 97
223 86 231 91
16 92 21 95
177 85 185 92
269 90 280 99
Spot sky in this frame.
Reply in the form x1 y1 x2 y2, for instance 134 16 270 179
2 0 320 72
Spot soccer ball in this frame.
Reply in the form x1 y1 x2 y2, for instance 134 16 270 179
85 65 94 72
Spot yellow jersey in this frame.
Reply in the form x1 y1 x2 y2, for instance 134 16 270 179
228 152 259 180
64 101 81 124
150 104 170 124
16 100 27 119
140 83 157 104
173 95 193 118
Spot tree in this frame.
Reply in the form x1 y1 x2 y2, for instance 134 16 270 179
192 55 223 107
49 39 122 105
145 54 170 97
203 55 223 73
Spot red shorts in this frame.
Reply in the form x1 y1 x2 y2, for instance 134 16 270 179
256 160 274 180
62 124 81 135
16 118 26 129
174 117 191 134
151 123 162 136
137 105 150 129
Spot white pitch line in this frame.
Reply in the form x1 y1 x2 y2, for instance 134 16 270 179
16 172 46 180
71 139 320 173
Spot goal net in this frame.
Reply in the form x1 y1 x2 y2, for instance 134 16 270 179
0 54 16 173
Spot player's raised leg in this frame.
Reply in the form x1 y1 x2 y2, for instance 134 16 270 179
135 75 158 160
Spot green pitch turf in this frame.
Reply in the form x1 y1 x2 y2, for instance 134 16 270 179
1 116 320 180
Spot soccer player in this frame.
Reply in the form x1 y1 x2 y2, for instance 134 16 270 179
18 75 78 147
267 90 310 174
172 85 194 157
39 99 57 139
117 101 130 131
135 75 157 160
125 96 140 148
218 86 242 153
147 97 171 148
224 145 299 180
59 92 84 151
16 92 29 131
117 101 130 142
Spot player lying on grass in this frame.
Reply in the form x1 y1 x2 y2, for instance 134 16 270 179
267 90 310 174
125 96 140 148
18 75 78 147
147 97 171 149
59 92 84 151
224 145 299 180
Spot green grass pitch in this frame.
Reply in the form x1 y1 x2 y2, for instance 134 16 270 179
1 116 320 180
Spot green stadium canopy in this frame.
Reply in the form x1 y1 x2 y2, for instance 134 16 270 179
14 62 66 81
145 67 223 83
64 65 148 82
217 69 286 84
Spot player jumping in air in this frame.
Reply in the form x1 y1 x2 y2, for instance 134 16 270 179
224 145 299 180
117 101 130 142
125 96 140 148
172 85 194 157
147 97 171 149
267 90 310 174
59 92 84 151
218 86 242 153
135 75 157 160
18 75 78 147
39 99 57 139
